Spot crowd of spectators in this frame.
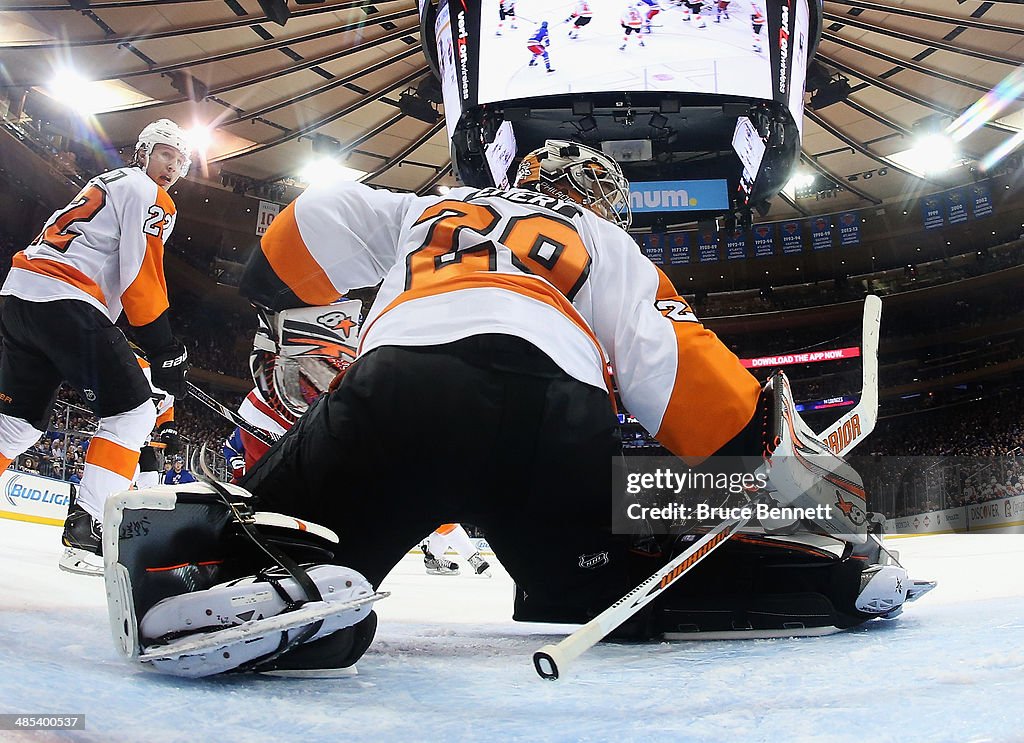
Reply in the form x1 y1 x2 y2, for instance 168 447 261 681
694 240 1024 318
869 390 1024 457
169 299 254 380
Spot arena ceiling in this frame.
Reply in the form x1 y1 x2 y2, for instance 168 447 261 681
0 0 1021 220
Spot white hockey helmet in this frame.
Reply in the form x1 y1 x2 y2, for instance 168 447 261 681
514 140 631 228
135 119 193 177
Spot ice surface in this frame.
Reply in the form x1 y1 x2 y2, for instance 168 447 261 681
1 518 1022 742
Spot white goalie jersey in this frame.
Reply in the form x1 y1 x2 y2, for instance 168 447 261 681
245 180 760 459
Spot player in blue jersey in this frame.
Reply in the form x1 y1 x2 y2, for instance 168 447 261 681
526 21 555 73
638 0 662 34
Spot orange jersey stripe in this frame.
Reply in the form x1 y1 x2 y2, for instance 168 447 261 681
156 406 174 426
361 272 616 399
651 268 760 460
435 523 458 535
121 189 174 327
260 201 343 306
0 454 12 473
11 252 107 306
85 436 141 479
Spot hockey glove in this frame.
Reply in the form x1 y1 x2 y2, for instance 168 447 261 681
149 341 189 398
157 421 181 456
228 455 246 482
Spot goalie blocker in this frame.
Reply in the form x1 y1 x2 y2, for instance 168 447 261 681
103 483 385 678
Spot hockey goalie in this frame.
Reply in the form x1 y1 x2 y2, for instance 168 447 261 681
102 140 933 679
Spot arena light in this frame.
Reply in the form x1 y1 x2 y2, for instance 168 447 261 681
786 171 814 191
297 156 365 187
39 68 154 115
185 125 214 154
45 68 120 115
890 134 960 176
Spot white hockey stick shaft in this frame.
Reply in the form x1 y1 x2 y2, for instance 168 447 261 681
533 513 751 680
818 295 881 457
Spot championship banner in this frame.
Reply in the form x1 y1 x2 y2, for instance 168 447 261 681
255 201 280 236
752 223 775 257
922 196 944 230
780 221 803 254
725 230 748 260
810 216 832 251
838 211 860 246
641 233 666 264
667 232 691 265
971 183 994 218
697 229 720 262
945 187 968 225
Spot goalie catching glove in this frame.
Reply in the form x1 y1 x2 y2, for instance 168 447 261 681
103 482 386 678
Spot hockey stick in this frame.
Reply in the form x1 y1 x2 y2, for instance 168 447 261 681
186 382 278 447
533 512 752 680
817 295 881 457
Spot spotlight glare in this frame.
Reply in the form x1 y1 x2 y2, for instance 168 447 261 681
45 68 118 115
892 134 960 175
186 125 214 154
786 172 815 191
298 156 365 186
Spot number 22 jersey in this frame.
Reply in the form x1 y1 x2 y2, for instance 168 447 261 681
243 180 759 459
1 167 176 328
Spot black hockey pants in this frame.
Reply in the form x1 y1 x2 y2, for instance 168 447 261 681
242 334 634 618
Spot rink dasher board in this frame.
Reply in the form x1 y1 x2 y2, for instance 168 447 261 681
0 469 72 526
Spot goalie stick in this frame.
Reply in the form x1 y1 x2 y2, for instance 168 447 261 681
533 512 752 680
186 382 278 447
817 295 881 457
532 296 883 679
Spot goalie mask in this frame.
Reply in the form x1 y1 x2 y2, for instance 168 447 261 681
134 119 193 177
250 318 352 421
514 140 631 228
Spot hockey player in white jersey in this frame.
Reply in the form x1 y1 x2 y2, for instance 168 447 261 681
0 119 191 575
496 0 517 35
620 3 646 49
751 1 766 52
680 0 707 28
102 140 930 677
565 1 594 40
